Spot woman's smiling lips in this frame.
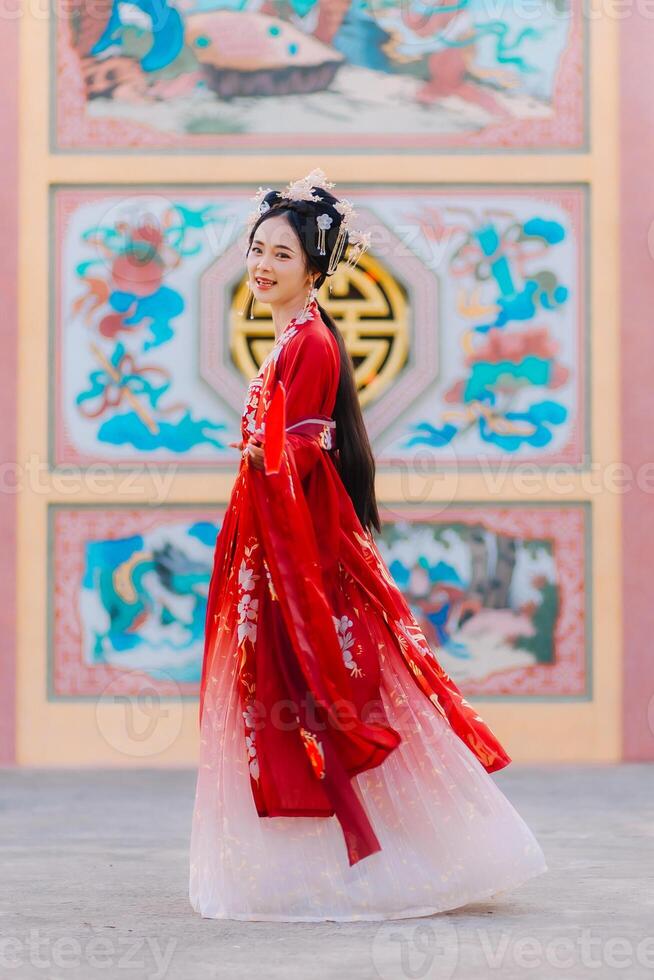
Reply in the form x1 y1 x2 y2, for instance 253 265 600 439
254 277 276 290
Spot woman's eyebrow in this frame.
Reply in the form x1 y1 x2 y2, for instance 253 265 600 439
252 238 295 252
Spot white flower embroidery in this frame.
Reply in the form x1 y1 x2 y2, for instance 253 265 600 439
245 728 259 779
243 704 258 729
237 558 259 644
237 542 261 780
238 559 257 592
242 377 262 436
293 299 319 325
237 595 258 644
395 616 454 683
240 301 316 435
259 325 299 375
333 614 363 677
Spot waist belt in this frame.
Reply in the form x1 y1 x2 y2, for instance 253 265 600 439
285 416 336 451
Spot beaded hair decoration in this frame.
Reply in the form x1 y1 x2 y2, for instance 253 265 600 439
245 168 371 276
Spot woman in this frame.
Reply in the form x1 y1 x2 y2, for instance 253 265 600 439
189 169 547 921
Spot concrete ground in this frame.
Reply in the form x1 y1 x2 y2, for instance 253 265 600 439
1 764 653 980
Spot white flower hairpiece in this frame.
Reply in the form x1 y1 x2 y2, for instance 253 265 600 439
334 199 357 227
283 167 335 203
245 185 275 234
316 212 333 256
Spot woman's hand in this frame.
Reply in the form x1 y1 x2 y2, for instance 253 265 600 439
229 431 265 469
246 436 265 470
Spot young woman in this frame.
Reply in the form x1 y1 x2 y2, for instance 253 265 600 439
189 169 547 921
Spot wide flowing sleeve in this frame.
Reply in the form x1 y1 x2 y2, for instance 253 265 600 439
276 328 339 480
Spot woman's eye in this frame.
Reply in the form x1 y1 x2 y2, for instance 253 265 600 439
250 248 289 258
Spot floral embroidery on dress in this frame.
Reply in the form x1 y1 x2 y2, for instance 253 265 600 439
243 706 260 781
236 538 262 783
262 325 298 372
243 377 262 436
395 616 452 682
237 555 260 644
239 299 319 440
333 614 364 678
293 298 318 325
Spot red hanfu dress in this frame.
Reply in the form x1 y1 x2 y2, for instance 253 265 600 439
189 298 547 921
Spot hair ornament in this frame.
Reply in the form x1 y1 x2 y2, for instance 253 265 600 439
334 199 357 225
283 167 335 203
244 169 371 275
316 213 333 256
245 185 275 234
344 228 372 270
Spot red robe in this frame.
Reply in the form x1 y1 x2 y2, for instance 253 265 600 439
199 298 511 867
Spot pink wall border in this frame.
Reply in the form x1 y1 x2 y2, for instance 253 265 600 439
0 17 18 764
620 14 654 758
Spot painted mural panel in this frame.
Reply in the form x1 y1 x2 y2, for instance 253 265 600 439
376 503 589 696
55 0 585 151
53 184 586 468
50 502 587 698
49 505 221 698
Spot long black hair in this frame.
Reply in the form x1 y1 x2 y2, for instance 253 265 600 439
246 188 381 534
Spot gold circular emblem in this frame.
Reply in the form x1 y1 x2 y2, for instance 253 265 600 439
231 252 408 407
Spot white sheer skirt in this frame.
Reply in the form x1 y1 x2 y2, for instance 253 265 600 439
189 624 548 922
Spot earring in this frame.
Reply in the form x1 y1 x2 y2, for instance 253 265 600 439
239 284 255 319
299 280 317 319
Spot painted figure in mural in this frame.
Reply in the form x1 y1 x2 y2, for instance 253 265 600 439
189 168 547 920
66 0 574 148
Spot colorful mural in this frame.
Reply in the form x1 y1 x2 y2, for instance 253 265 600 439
55 191 233 462
55 0 585 150
50 502 587 698
49 506 221 697
376 504 588 696
53 184 586 469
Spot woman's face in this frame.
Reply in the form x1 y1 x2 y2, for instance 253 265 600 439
246 214 313 306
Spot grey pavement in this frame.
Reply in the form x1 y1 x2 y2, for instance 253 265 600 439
1 764 653 980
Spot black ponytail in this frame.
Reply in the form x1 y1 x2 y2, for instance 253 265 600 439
316 301 381 534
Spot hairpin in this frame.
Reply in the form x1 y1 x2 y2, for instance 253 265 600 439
316 213 333 256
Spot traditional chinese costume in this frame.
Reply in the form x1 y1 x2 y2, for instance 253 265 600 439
189 298 547 921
